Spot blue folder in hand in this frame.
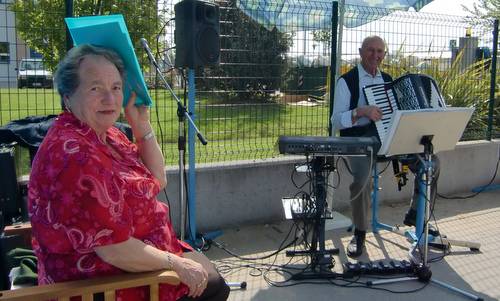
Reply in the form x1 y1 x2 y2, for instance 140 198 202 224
65 14 152 107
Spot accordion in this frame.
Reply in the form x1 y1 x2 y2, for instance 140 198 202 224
362 74 446 150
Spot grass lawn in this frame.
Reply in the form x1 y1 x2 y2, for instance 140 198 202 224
1 88 329 173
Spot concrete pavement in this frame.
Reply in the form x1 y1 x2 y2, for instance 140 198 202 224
204 190 500 301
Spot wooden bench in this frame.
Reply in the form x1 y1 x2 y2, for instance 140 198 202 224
1 223 180 301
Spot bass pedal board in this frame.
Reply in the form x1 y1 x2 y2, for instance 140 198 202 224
342 259 415 277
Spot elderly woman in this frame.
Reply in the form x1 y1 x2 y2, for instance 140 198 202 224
28 44 229 301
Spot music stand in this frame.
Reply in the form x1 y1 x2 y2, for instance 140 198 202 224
369 107 483 301
379 107 473 157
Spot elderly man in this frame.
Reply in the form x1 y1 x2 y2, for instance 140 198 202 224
331 35 391 257
331 36 440 258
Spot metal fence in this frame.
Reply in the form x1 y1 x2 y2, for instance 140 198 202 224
0 0 498 173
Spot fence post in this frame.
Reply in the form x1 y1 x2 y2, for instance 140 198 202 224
328 1 339 136
487 19 498 141
62 0 74 111
65 0 74 52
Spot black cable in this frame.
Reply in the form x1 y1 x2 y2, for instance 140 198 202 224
155 18 175 72
291 162 312 189
178 68 192 243
218 254 430 294
377 161 391 175
147 18 177 224
437 155 499 200
214 153 433 295
322 157 343 191
426 210 451 263
411 173 452 263
263 271 430 294
163 187 172 222
398 161 438 263
340 156 353 175
211 225 298 261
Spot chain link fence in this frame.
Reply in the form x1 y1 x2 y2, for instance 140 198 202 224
1 0 498 174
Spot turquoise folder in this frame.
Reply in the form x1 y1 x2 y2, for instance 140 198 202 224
65 15 152 107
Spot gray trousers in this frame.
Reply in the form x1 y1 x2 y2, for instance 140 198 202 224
349 155 374 231
349 154 440 232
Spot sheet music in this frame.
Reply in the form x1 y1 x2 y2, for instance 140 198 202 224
379 107 474 156
363 74 448 155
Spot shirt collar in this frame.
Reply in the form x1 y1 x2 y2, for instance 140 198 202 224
59 111 110 145
357 63 382 79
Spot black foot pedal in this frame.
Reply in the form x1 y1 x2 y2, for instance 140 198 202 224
400 260 414 273
358 261 370 274
342 262 360 277
390 260 403 273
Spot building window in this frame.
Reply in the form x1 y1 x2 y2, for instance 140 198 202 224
0 42 9 63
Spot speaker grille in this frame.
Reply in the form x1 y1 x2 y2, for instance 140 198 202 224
197 27 220 64
174 0 220 68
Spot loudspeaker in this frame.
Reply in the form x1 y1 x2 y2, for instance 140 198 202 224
174 0 220 68
0 145 20 225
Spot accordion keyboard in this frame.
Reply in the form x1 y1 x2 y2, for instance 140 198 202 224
363 83 398 146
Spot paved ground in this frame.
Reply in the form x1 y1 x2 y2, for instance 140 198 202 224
204 190 500 301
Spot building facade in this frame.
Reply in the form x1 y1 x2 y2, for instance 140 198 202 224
0 0 17 88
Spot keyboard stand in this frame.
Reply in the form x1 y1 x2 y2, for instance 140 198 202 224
285 157 340 280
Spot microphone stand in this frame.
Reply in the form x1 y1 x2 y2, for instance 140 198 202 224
141 39 247 290
141 39 207 242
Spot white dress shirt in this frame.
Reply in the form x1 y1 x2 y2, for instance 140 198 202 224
331 64 386 133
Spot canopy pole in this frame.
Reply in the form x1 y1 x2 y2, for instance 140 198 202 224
337 0 345 79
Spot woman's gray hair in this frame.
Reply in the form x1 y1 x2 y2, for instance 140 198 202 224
54 44 125 103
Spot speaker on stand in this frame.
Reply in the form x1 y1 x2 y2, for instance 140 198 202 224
173 0 245 290
172 0 221 243
174 0 220 68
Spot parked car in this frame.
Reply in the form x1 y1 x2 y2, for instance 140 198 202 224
17 58 53 88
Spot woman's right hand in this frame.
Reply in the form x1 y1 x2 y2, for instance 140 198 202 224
171 254 209 298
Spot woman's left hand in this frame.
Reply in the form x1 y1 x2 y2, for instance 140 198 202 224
124 92 151 137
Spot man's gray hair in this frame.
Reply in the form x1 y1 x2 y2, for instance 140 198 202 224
54 44 125 102
361 35 387 50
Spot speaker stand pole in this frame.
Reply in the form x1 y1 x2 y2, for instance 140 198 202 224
140 45 208 243
186 69 222 247
186 69 197 243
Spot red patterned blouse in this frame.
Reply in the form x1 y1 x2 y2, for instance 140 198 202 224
28 112 189 301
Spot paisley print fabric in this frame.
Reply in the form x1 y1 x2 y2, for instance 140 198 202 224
28 112 189 301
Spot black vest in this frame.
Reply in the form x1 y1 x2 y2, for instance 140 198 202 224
338 66 392 138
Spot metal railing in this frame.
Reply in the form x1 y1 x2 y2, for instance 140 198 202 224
0 0 498 173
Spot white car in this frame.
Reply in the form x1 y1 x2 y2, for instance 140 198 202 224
17 58 53 88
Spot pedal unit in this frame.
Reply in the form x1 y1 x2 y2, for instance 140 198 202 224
342 259 416 277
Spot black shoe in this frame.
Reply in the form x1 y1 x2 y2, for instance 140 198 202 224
403 209 440 237
403 209 417 227
423 224 440 237
347 229 366 258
